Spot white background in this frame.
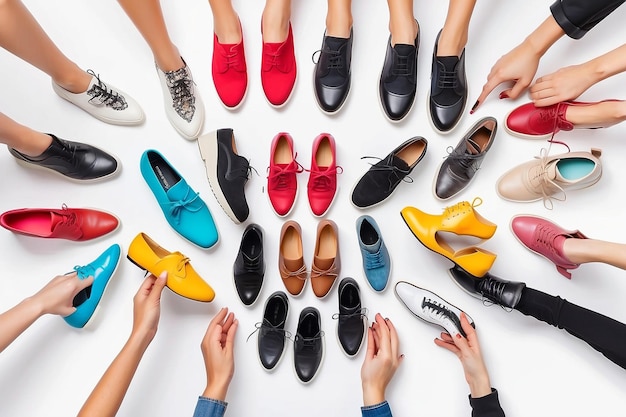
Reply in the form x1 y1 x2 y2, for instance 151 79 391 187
1 0 626 416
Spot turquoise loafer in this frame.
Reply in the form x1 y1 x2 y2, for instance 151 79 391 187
63 243 121 328
140 149 218 248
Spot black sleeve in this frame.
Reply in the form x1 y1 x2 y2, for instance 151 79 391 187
468 388 505 417
550 0 626 39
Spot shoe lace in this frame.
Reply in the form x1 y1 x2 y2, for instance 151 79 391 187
164 66 196 122
242 253 262 273
478 278 513 312
280 262 308 280
331 307 368 320
421 297 462 333
310 263 338 279
361 156 414 192
294 331 325 352
392 52 413 78
533 223 565 258
531 143 570 210
445 143 482 173
311 48 344 69
305 165 344 192
73 263 96 280
437 68 458 89
222 47 242 70
442 197 482 218
267 158 304 191
59 203 79 227
365 249 386 269
168 190 202 224
155 254 190 277
86 69 128 110
264 46 287 71
543 102 571 141
246 319 293 342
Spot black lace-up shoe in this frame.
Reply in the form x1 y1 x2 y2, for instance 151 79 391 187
258 291 289 371
198 129 250 223
351 137 427 209
294 307 324 384
233 224 265 306
429 30 468 133
9 134 119 182
379 23 420 122
448 265 526 309
434 117 497 200
313 29 353 114
335 278 366 357
395 280 474 337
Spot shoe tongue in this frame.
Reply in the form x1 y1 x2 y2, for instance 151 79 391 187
437 56 459 72
284 257 304 271
50 212 64 230
325 36 348 50
389 154 411 171
394 44 414 56
314 256 334 270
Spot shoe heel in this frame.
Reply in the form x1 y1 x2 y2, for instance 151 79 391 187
556 265 572 279
454 248 497 278
126 255 147 272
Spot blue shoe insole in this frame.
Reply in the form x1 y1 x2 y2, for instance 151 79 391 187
557 158 595 180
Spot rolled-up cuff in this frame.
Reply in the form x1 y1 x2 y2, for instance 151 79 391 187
550 0 587 39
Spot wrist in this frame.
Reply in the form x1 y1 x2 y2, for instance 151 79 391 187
525 16 564 56
362 384 385 406
467 374 492 398
127 331 153 352
586 57 611 84
21 296 45 318
203 381 229 402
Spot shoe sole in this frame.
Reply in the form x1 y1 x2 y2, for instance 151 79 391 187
81 245 123 329
197 131 242 224
11 150 122 184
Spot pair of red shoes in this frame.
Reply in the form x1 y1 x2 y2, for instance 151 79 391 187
212 22 297 109
267 133 341 217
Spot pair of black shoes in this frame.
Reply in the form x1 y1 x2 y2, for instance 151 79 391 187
9 134 119 181
233 224 265 306
257 292 323 384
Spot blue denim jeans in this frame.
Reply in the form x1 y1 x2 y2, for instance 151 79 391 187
361 401 393 417
192 397 227 417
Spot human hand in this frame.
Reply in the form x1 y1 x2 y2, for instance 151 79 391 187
131 272 167 345
361 313 403 406
530 64 595 106
434 312 491 398
201 307 238 401
29 272 94 317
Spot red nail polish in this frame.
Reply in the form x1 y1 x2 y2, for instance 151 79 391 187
499 91 509 99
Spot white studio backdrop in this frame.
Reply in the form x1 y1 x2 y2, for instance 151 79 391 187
1 0 626 416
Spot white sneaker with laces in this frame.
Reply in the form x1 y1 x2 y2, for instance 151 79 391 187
52 70 145 126
394 280 474 337
156 58 205 140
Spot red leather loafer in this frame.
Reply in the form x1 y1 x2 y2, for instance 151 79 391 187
0 205 119 241
212 29 248 109
261 22 297 107
307 133 341 217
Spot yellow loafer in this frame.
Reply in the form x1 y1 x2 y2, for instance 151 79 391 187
127 232 215 302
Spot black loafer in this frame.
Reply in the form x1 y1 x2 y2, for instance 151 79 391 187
448 265 525 309
258 291 289 371
429 30 468 133
433 117 497 200
233 224 265 306
314 29 352 114
379 23 419 122
9 134 119 182
294 306 323 384
351 136 428 209
336 277 366 357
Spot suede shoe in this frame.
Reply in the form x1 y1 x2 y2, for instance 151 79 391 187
351 137 427 209
356 215 391 292
258 291 289 371
0 205 119 241
428 30 467 133
294 306 324 384
212 28 248 110
140 149 218 249
379 23 419 122
63 244 121 328
198 129 250 224
9 134 120 182
261 23 297 107
434 117 497 200
510 215 586 279
394 281 474 337
448 265 525 309
335 278 366 357
307 133 341 217
233 224 265 306
313 30 352 114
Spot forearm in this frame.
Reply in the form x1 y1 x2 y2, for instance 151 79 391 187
77 334 150 417
0 297 43 353
524 15 565 58
582 44 626 85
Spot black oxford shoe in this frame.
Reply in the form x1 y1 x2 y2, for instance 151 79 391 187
448 265 526 309
233 224 265 306
336 278 366 357
258 291 289 371
314 29 352 114
294 307 323 383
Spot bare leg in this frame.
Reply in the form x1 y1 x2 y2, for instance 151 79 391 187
325 0 352 38
565 100 626 128
208 0 241 43
563 238 626 270
387 0 418 46
0 113 52 156
438 0 477 56
0 0 90 93
262 0 291 43
116 0 184 71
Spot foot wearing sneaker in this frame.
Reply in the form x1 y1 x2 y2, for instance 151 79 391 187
394 281 474 337
156 58 205 140
9 134 120 182
212 19 248 109
448 266 526 309
52 70 144 126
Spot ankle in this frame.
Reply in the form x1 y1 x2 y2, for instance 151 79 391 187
437 27 467 57
325 12 353 38
214 13 242 44
14 132 53 157
155 46 184 73
262 1 291 42
389 18 417 46
53 67 92 94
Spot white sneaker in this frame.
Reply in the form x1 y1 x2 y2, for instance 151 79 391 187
156 58 205 140
394 281 474 337
52 70 145 126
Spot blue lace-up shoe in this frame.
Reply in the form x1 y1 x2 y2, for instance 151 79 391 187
140 149 218 248
356 216 391 292
63 244 122 328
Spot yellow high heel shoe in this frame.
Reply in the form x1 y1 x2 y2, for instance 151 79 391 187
127 232 215 302
400 198 497 277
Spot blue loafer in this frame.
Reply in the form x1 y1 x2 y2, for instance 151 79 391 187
63 243 122 328
356 215 391 292
140 149 218 248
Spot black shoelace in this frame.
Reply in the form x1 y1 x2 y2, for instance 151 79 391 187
331 308 368 320
311 48 344 70
86 69 128 110
446 146 482 173
361 156 414 192
421 298 462 334
437 68 458 89
246 320 292 342
392 53 414 78
478 278 513 312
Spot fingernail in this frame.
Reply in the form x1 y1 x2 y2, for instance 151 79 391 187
400 354 405 358
499 91 509 99
455 334 462 339
470 100 479 114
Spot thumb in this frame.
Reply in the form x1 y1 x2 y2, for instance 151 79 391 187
148 272 168 302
